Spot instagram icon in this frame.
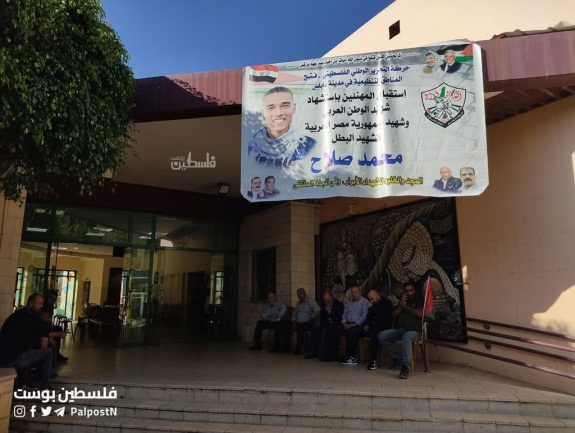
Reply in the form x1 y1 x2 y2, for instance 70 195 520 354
13 405 26 418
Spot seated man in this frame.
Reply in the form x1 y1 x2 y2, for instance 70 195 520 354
340 286 369 366
365 290 394 371
291 288 320 355
305 290 344 361
0 293 53 390
37 310 69 361
39 288 69 363
249 292 290 352
377 281 424 379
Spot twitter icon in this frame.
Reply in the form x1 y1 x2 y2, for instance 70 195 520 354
41 406 52 417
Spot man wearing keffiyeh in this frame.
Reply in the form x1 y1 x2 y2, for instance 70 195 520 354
248 86 316 167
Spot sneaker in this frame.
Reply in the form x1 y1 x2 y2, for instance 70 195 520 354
389 358 402 370
248 345 261 351
304 352 317 359
399 365 409 379
341 356 359 366
367 360 377 370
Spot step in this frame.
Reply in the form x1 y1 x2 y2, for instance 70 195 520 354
46 381 575 418
10 381 575 433
10 411 575 433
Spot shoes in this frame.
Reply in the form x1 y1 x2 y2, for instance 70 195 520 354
367 360 377 370
293 349 302 355
390 358 402 370
57 353 69 363
341 356 358 366
51 373 58 379
269 347 278 353
399 365 409 379
304 353 317 359
248 345 261 351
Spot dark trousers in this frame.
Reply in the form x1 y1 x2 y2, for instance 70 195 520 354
308 324 324 355
319 324 343 360
293 322 312 352
343 326 368 358
253 320 290 350
368 328 384 361
1 349 53 389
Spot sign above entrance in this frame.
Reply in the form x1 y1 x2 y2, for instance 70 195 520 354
240 41 487 201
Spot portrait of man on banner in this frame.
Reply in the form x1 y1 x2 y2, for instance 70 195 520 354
247 86 316 168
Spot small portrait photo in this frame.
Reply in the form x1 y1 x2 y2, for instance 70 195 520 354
263 175 279 198
247 176 266 201
433 166 462 193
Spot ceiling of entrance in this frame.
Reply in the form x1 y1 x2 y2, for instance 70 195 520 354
114 115 243 198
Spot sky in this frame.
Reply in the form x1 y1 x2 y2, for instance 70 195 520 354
100 0 393 79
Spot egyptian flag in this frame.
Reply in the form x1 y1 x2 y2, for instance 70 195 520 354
249 65 279 83
423 277 435 321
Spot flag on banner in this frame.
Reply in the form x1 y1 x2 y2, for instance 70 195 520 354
249 65 279 83
423 277 435 321
458 44 474 62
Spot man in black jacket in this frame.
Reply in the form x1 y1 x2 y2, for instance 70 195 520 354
304 290 344 361
0 293 53 389
365 290 394 370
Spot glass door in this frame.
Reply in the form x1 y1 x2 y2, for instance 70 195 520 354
120 247 152 346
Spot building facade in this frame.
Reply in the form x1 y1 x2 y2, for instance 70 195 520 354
0 0 574 393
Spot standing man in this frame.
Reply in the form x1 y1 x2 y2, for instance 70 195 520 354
365 290 394 371
340 286 369 366
305 290 344 360
249 292 289 352
377 281 424 379
291 288 320 355
0 293 53 390
248 86 316 167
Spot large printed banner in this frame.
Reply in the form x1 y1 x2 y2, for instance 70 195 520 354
241 41 487 202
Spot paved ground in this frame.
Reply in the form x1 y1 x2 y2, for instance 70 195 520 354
54 327 574 403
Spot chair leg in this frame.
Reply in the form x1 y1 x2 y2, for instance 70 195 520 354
411 341 417 372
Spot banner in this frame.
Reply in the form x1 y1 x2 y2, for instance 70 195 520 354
241 41 487 202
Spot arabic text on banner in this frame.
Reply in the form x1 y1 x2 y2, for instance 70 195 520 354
240 42 487 202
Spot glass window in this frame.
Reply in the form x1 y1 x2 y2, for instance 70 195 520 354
131 214 154 246
155 217 214 250
22 205 53 241
54 207 129 245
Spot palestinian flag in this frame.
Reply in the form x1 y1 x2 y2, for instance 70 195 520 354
249 65 279 83
437 44 473 63
457 44 474 63
423 277 435 321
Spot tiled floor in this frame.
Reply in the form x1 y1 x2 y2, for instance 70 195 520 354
53 326 575 404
